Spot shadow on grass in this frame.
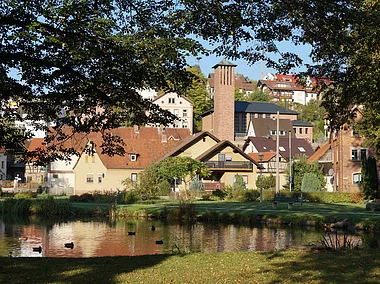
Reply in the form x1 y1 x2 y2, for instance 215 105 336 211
259 249 380 283
0 254 173 284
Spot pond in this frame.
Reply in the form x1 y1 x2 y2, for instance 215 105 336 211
0 217 376 258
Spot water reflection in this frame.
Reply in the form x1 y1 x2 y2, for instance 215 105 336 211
0 217 374 258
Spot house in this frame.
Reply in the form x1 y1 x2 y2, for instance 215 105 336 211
151 92 194 133
242 136 314 161
247 152 287 174
73 127 191 195
243 136 314 189
246 118 296 140
0 148 6 180
308 106 380 193
25 138 46 185
307 141 334 191
292 120 314 144
159 131 261 190
257 73 319 105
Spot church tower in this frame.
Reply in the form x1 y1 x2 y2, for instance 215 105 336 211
212 59 236 141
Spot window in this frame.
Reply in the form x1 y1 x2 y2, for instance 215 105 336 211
270 130 276 135
85 155 89 163
53 174 58 179
299 128 303 134
353 173 361 184
351 149 359 161
91 155 95 163
86 174 94 183
360 149 367 161
131 173 137 182
183 110 187 117
182 123 188 128
265 114 271 118
225 155 232 161
279 130 286 136
258 113 263 118
174 109 179 116
293 128 296 134
130 154 137 162
242 175 248 185
279 146 286 151
1 161 3 168
98 173 103 183
305 128 308 134
298 147 306 152
168 98 175 104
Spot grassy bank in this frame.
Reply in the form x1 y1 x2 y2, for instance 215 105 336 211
1 249 379 283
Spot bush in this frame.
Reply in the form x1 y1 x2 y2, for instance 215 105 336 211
256 174 276 190
14 191 37 199
366 202 380 211
68 193 95 203
212 189 227 200
121 190 139 204
301 173 322 192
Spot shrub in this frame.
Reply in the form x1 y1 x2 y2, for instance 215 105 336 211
14 191 37 199
212 189 227 200
301 173 322 192
233 174 246 190
158 180 171 196
366 202 380 211
121 190 139 204
256 173 276 190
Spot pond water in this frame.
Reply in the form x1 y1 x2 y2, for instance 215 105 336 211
0 217 376 258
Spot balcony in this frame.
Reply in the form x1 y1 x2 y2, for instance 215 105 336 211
204 161 253 170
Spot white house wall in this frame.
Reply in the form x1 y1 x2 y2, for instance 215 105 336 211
0 153 7 180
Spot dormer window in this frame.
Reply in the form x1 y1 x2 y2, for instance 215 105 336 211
129 154 137 162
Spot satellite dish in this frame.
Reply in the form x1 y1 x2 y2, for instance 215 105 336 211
328 169 334 176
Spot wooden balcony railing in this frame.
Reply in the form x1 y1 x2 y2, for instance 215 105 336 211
204 161 252 170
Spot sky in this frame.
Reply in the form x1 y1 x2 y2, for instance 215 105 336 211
187 41 313 81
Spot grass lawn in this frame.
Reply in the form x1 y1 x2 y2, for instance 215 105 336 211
1 249 379 283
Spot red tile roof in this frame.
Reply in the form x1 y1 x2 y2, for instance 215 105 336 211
92 127 191 169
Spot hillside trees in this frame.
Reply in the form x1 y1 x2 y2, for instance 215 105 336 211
183 65 212 131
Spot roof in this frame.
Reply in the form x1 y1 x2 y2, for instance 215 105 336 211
195 140 260 167
258 79 305 92
158 131 220 162
291 120 314 127
235 101 299 115
249 118 296 138
28 138 46 152
212 59 237 69
243 136 314 160
92 127 191 169
247 152 277 163
152 92 194 105
307 141 331 163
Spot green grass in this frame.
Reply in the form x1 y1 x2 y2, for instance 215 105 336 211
1 249 380 283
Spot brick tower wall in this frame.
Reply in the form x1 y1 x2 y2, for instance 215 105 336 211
213 65 235 141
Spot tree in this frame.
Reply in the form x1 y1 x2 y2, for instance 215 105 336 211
182 65 212 132
233 174 246 190
234 88 245 101
0 1 203 159
285 155 325 192
155 156 210 191
361 157 379 200
301 173 322 192
247 90 271 102
3 1 379 157
293 100 327 140
255 173 276 190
